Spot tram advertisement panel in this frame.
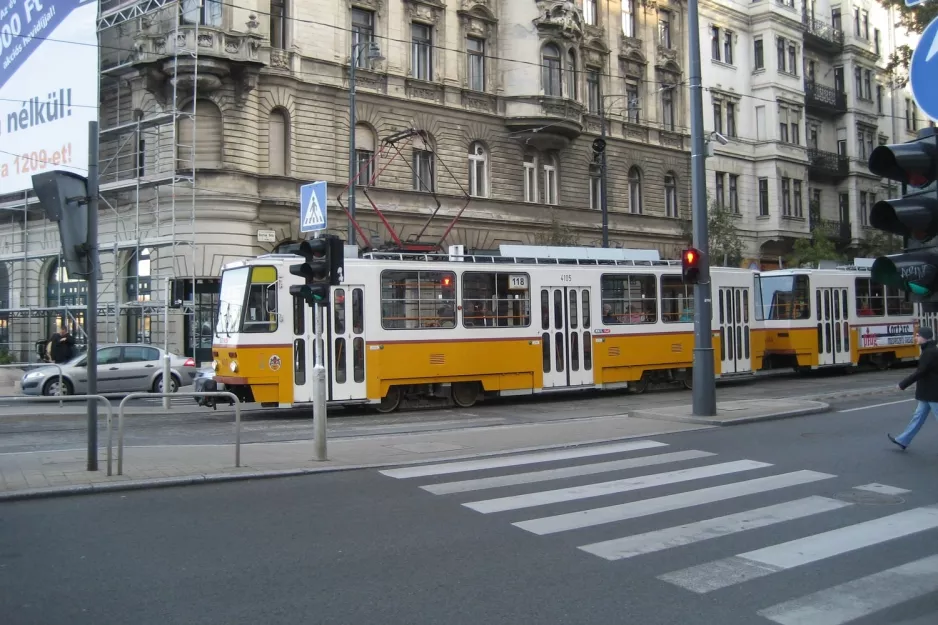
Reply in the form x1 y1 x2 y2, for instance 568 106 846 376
858 324 915 349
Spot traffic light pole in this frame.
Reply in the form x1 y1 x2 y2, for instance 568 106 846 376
86 122 99 471
313 299 328 461
688 0 717 416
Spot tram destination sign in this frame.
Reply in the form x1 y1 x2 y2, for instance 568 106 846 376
859 324 916 349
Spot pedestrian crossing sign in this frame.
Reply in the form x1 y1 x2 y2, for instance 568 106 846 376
300 181 327 233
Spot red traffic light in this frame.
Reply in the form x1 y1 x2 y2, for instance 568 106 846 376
684 249 697 265
681 247 702 285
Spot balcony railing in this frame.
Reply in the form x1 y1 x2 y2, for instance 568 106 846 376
807 148 850 179
810 205 852 244
804 80 847 114
802 13 845 51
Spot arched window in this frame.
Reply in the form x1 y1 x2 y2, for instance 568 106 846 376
664 172 678 217
542 44 562 97
543 153 559 205
355 124 377 187
468 142 488 198
566 49 578 99
177 99 223 169
523 151 538 203
45 259 86 345
126 248 152 343
268 108 289 176
629 167 643 214
412 132 435 192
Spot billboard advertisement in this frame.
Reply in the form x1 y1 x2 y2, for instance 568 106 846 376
0 0 98 195
858 323 916 349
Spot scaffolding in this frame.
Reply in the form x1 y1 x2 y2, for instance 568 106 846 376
0 0 200 361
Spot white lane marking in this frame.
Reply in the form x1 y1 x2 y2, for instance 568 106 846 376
837 399 914 413
854 483 911 496
464 460 771 514
513 470 835 535
421 450 716 495
758 553 938 625
659 505 938 594
378 440 668 479
578 496 851 561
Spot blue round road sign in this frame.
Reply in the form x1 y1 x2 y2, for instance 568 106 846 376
911 16 938 122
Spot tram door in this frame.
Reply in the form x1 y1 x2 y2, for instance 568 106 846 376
717 286 752 374
817 287 850 366
540 286 594 389
329 286 367 401
292 296 315 404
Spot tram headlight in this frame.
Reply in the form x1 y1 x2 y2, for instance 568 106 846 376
229 361 238 373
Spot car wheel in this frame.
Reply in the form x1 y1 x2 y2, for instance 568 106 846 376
42 378 72 396
153 375 179 394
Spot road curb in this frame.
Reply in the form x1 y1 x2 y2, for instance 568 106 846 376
799 384 900 402
632 402 831 427
0 426 715 503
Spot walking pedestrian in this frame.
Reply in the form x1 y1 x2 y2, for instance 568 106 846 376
888 326 938 450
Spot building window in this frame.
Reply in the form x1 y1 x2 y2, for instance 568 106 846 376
715 171 725 207
584 0 597 25
628 167 643 214
352 8 374 50
832 7 842 31
270 0 287 49
626 82 640 123
854 7 860 36
468 142 487 198
542 44 562 97
523 152 538 203
726 102 737 137
355 124 376 187
180 0 221 26
877 85 884 113
754 38 764 70
858 129 867 159
268 108 288 176
711 26 721 61
855 67 863 98
411 23 433 80
782 177 791 216
413 134 434 192
860 192 868 227
659 10 671 48
724 30 734 64
863 69 872 100
590 176 602 210
777 37 786 72
779 107 790 143
587 68 601 113
729 174 739 214
566 49 578 99
913 101 919 130
793 180 803 217
662 87 675 131
713 101 723 134
665 173 678 217
622 0 636 37
906 98 912 130
788 43 797 75
874 29 881 55
758 178 769 216
543 155 559 205
467 37 485 91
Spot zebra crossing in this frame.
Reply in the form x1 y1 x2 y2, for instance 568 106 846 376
379 438 938 625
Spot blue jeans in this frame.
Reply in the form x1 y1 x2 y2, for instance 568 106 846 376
895 401 938 447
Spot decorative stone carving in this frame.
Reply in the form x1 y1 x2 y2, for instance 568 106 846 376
461 0 493 10
225 36 241 54
623 123 648 142
540 97 584 120
198 33 213 48
351 0 384 11
461 91 496 112
234 68 259 106
355 72 388 92
246 13 259 30
585 117 602 133
270 49 290 70
404 0 444 24
657 46 678 65
659 131 684 149
534 0 584 42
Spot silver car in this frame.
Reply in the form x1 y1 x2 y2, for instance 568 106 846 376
21 344 198 396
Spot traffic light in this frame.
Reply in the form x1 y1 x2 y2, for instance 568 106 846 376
31 171 100 279
868 128 938 298
288 235 345 307
682 247 702 284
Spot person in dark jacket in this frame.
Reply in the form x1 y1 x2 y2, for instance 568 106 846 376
888 327 938 450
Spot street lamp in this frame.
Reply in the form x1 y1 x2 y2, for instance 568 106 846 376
348 40 384 247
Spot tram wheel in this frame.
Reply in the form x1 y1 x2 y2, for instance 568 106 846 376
375 386 402 413
682 376 693 390
630 375 649 394
452 382 480 408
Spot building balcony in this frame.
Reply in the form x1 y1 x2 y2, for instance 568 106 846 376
504 97 585 151
802 12 845 53
804 80 847 115
810 204 852 245
807 148 850 181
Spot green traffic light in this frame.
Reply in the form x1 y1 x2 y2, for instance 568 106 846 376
871 257 933 296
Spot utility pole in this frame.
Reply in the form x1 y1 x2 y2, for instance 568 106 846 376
687 0 717 416
348 44 358 248
599 97 609 248
86 121 100 470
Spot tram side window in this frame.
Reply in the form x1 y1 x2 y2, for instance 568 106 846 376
661 276 694 323
886 286 914 316
760 275 810 320
754 275 765 321
855 278 885 316
600 274 657 324
242 266 278 333
462 272 531 328
380 270 457 329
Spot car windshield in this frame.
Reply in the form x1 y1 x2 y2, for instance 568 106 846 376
216 267 250 335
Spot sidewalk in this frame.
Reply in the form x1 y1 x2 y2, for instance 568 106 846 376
0 398 829 501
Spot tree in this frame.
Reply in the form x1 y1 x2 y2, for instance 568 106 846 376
678 196 744 267
875 1 938 87
534 213 579 246
856 229 903 258
788 223 847 267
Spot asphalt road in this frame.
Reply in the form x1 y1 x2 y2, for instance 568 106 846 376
3 396 938 625
0 367 911 453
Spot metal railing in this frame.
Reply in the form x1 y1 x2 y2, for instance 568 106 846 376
117 392 240 476
804 80 847 113
0 395 114 474
807 148 850 178
0 363 65 407
802 13 845 48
